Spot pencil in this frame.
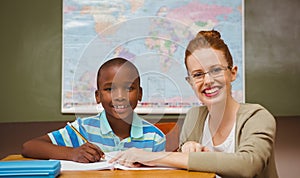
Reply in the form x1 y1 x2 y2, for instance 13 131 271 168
67 122 88 143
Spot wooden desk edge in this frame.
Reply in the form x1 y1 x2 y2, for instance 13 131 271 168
1 154 216 178
1 154 32 161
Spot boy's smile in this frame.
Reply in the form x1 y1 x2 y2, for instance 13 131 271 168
95 63 142 122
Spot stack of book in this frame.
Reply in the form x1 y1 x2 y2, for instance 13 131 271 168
0 160 60 178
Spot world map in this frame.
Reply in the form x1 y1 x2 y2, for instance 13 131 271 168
62 0 244 114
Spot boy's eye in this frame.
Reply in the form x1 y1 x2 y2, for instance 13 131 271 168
126 86 134 91
104 88 112 91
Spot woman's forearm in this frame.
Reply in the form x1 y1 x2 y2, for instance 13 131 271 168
149 152 189 169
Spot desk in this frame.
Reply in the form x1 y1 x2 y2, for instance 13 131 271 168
1 155 215 178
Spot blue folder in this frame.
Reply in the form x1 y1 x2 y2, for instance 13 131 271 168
0 160 61 178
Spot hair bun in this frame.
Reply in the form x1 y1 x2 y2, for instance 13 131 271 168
196 30 221 39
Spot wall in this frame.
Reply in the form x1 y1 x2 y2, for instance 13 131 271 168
0 0 73 122
245 0 300 116
0 0 299 123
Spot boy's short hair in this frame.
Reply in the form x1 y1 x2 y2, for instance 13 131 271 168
96 57 141 89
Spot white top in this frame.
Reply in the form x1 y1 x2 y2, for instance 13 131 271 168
202 114 236 153
202 114 236 178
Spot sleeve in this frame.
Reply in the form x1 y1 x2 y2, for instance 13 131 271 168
179 108 194 150
179 107 206 151
47 119 85 147
152 130 166 152
187 107 277 178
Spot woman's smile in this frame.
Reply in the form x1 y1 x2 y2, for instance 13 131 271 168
202 86 222 97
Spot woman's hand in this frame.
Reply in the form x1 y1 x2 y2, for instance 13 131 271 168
69 142 105 163
109 148 158 168
181 141 210 153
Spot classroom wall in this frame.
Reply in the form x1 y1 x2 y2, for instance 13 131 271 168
0 0 299 122
245 0 300 116
0 0 73 122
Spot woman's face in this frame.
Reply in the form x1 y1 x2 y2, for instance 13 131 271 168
186 48 237 106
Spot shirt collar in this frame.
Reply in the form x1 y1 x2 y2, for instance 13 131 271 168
130 112 143 138
99 111 113 134
99 111 143 138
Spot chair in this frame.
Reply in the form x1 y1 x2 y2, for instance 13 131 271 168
154 122 180 152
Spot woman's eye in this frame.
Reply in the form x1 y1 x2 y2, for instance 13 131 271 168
192 72 204 78
211 67 222 73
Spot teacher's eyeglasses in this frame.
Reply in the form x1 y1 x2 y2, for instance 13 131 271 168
185 65 232 83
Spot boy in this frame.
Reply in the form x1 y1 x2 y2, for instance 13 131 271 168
22 57 166 163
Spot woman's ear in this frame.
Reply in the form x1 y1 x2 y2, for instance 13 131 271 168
185 76 194 87
95 90 101 104
230 65 238 82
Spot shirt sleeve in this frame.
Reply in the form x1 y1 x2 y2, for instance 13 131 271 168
179 107 207 151
47 120 85 147
152 132 166 152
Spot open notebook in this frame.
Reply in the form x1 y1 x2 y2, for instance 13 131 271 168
57 152 176 171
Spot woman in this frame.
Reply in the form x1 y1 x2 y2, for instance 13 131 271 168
110 30 278 178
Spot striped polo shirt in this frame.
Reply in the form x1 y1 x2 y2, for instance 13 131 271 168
48 111 166 152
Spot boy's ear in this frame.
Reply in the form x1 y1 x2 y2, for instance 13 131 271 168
138 87 143 101
95 90 101 104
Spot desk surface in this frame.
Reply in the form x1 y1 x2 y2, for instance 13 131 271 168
1 155 215 178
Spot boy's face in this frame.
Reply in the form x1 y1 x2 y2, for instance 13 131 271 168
95 64 142 121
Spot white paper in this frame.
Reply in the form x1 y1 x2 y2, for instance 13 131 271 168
56 151 177 171
59 160 113 171
113 164 177 170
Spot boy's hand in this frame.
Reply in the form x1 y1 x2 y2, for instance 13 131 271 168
181 141 210 153
70 142 105 163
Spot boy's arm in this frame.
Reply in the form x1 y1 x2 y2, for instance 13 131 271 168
21 135 104 163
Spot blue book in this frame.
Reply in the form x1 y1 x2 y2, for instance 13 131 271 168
0 160 60 178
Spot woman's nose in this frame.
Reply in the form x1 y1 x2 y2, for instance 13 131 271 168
203 73 215 85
